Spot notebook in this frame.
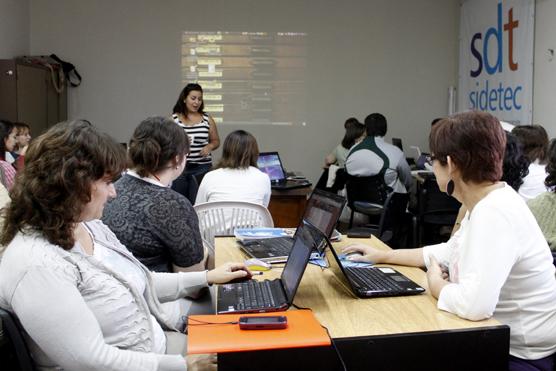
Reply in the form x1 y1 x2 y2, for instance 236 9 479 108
322 231 425 298
217 220 316 314
257 151 311 190
238 189 346 263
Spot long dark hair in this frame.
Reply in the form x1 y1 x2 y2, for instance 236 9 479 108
129 116 189 177
0 120 127 250
172 83 205 115
501 132 530 191
545 139 556 191
0 119 15 160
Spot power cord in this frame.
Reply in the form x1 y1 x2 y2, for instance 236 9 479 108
182 316 239 333
292 303 348 371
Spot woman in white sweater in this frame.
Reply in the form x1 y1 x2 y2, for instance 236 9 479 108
0 120 251 371
344 112 556 370
195 130 271 206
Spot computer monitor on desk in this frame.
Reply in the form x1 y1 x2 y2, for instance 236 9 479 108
257 152 311 190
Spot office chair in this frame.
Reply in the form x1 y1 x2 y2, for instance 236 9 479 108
0 308 34 371
345 174 391 229
417 175 461 245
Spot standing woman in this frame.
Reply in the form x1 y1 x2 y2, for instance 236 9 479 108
171 83 220 200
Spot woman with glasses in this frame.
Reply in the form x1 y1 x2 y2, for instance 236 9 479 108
344 111 556 370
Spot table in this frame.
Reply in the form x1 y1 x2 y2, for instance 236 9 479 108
214 236 510 371
267 187 311 227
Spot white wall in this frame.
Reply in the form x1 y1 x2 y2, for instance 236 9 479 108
0 0 29 58
29 0 460 182
533 0 556 138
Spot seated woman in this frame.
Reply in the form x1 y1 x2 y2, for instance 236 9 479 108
0 120 18 190
103 116 205 272
345 112 556 370
0 120 251 371
195 130 271 206
512 124 549 200
528 139 556 251
317 118 366 192
10 121 31 170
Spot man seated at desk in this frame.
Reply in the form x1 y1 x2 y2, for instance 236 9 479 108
345 113 412 194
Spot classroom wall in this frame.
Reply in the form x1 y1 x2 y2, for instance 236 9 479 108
0 0 29 58
533 0 556 138
29 0 460 182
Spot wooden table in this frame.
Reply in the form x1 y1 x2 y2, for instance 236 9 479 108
214 236 509 370
267 187 311 227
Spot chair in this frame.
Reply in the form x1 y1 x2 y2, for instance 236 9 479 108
0 308 34 371
345 174 391 229
193 201 274 254
417 175 461 245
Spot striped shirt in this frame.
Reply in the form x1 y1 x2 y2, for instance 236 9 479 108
172 113 211 165
0 160 16 190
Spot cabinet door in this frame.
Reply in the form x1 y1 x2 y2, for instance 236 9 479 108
16 64 49 135
0 59 17 121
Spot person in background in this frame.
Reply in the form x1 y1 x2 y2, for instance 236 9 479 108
171 83 220 202
325 117 365 168
0 120 18 190
512 125 549 200
10 122 31 169
103 116 206 273
345 112 556 370
345 113 412 194
195 130 271 207
0 120 250 371
528 139 556 251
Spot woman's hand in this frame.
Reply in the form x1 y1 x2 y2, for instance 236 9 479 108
199 144 212 157
206 262 252 284
342 244 387 264
187 354 217 371
427 256 450 298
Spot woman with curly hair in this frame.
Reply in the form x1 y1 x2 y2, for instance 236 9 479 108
0 120 250 371
528 139 556 251
501 132 530 191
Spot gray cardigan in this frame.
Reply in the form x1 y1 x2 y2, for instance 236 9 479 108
0 220 209 371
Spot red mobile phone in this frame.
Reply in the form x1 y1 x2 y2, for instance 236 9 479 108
238 316 288 330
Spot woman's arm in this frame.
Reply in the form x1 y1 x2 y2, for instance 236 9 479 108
343 243 426 268
12 267 185 371
199 116 219 157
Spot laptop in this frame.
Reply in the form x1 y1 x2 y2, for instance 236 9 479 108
322 230 425 298
238 189 346 263
257 151 312 190
217 220 316 314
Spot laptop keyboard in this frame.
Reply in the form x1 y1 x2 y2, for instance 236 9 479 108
261 237 293 256
345 267 403 291
236 280 283 310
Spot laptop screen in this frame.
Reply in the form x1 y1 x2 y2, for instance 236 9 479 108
281 221 315 303
304 189 346 238
257 152 286 182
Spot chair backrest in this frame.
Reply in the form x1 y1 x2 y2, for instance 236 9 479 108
0 308 34 371
345 174 392 210
419 176 461 218
194 201 274 251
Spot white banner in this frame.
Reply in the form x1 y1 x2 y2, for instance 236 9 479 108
458 0 534 125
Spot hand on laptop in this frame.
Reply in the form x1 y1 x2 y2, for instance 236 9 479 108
206 262 253 284
342 244 386 264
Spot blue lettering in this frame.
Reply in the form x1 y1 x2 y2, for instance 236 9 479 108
503 87 513 110
484 3 503 75
513 86 522 109
467 81 523 112
470 33 483 77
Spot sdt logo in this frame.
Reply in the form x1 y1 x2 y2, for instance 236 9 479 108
470 2 519 76
468 2 522 112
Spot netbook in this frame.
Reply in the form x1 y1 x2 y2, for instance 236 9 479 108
257 151 311 190
323 231 425 298
217 220 316 314
238 189 346 263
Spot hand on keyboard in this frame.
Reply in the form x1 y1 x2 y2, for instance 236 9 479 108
207 262 253 284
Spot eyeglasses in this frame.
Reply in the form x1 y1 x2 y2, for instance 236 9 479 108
425 154 440 166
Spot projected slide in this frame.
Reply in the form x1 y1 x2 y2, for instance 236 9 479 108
181 31 307 126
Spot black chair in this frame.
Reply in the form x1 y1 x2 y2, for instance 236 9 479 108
417 175 461 245
345 174 391 229
315 168 348 194
0 308 34 371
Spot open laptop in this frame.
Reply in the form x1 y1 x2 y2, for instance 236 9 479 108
322 230 425 298
217 220 316 314
238 189 346 263
257 151 311 190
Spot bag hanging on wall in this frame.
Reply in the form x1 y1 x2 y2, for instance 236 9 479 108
49 54 82 87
